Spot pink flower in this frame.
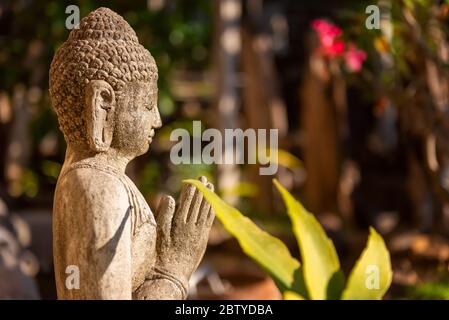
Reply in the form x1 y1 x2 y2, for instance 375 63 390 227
324 39 345 57
311 19 344 58
311 19 342 41
311 19 368 71
344 44 367 72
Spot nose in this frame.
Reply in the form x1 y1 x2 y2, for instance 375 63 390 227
152 106 162 129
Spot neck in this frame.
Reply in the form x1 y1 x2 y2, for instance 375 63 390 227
62 145 131 174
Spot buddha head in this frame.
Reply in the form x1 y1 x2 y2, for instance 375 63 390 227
49 7 161 159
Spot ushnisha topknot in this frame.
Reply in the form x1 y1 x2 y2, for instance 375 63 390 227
49 7 158 147
67 7 139 43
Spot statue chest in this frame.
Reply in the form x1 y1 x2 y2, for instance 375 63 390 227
122 176 157 290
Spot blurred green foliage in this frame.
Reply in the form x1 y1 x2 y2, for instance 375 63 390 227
406 281 449 299
0 0 212 199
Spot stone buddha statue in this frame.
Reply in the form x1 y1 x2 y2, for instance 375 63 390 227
49 7 214 299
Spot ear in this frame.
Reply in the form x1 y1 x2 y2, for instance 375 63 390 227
85 80 116 152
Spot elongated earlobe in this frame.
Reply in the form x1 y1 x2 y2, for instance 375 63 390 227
85 80 116 152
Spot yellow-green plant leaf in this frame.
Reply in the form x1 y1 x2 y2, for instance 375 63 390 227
254 148 302 171
184 179 302 293
273 179 341 300
221 181 259 198
341 227 392 300
283 291 305 300
267 148 303 170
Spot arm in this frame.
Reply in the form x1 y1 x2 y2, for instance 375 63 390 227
53 170 133 299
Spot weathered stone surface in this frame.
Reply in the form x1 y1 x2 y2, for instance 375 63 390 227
49 7 214 300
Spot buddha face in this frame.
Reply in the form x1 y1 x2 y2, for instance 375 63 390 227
112 81 162 158
49 7 160 158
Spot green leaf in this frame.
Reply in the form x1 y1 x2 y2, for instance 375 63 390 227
283 291 305 300
276 149 303 170
273 179 341 300
263 148 303 171
341 227 392 300
184 179 302 293
326 269 346 300
221 181 259 198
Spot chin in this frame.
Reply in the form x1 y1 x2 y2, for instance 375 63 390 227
138 143 150 156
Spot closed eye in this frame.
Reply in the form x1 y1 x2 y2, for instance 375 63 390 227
145 92 157 110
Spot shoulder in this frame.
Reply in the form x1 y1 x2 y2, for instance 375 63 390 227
54 166 131 233
58 165 128 204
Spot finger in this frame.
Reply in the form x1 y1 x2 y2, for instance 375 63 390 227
177 183 196 222
206 181 214 193
156 195 175 240
155 194 171 220
206 207 216 228
197 182 214 225
187 176 207 223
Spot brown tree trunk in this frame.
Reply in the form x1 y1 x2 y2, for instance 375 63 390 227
300 54 341 215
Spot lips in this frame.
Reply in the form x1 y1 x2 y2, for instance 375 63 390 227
148 130 155 141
